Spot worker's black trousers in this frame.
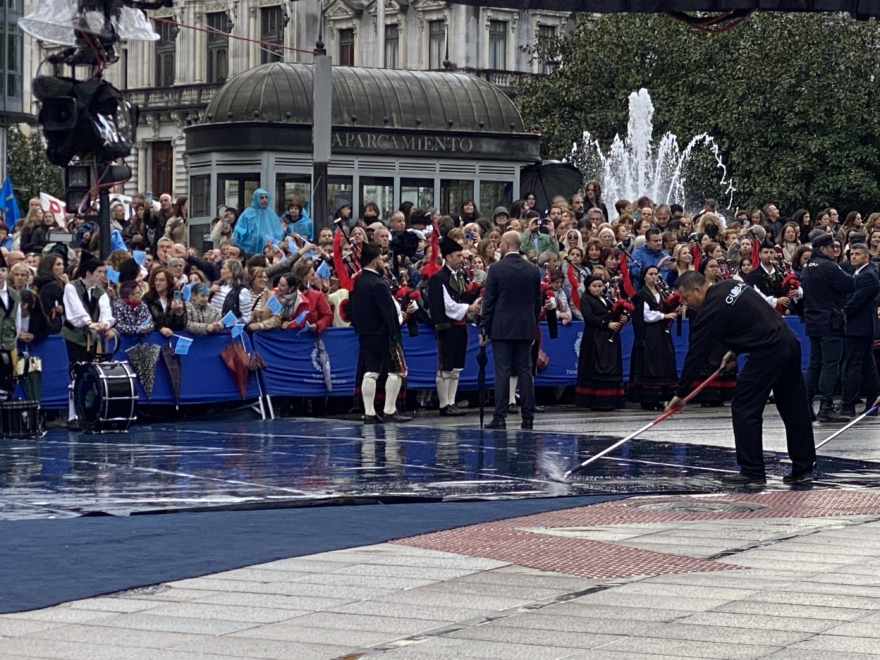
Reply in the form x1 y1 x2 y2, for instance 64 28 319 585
730 342 816 478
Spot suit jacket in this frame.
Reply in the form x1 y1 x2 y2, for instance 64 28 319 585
844 263 880 338
350 269 400 338
480 252 542 341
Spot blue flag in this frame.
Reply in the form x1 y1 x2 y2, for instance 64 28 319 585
1 176 20 225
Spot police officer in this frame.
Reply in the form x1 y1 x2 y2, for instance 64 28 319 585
802 233 855 422
668 272 816 487
840 243 880 417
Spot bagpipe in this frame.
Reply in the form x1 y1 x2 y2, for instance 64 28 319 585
604 286 634 343
540 281 559 339
775 270 801 315
656 278 684 335
391 282 422 337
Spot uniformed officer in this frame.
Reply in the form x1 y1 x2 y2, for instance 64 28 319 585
802 233 855 422
668 272 816 487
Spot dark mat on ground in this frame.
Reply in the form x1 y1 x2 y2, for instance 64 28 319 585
0 495 621 614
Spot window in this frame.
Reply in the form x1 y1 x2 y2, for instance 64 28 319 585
190 175 211 218
488 20 507 70
328 177 354 218
4 31 20 98
537 24 556 74
401 178 434 209
440 180 473 215
275 175 311 216
480 181 513 215
261 6 284 64
428 20 445 70
338 28 354 66
206 12 229 84
154 21 176 87
384 24 398 69
360 177 394 220
217 175 261 215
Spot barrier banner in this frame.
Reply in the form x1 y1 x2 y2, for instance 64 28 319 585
17 332 262 408
21 317 814 406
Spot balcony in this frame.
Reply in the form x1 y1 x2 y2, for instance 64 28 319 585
125 83 224 113
433 68 532 99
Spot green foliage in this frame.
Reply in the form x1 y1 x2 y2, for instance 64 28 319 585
517 13 880 214
6 125 64 211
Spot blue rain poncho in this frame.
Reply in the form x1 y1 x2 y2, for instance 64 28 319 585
233 188 284 255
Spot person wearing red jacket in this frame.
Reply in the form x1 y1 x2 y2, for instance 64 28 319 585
285 261 333 334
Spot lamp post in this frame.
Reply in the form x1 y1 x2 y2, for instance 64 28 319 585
312 29 331 231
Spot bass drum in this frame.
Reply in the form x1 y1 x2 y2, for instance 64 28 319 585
74 361 137 433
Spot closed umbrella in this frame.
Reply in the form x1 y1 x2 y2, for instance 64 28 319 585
125 342 160 399
476 344 488 429
220 342 249 399
159 343 182 405
519 162 583 214
315 337 332 393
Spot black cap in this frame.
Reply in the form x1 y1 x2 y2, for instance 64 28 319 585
76 251 103 279
359 242 382 267
440 236 463 258
812 234 834 249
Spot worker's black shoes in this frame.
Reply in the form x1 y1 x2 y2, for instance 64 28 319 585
817 402 851 423
720 472 766 488
782 470 814 485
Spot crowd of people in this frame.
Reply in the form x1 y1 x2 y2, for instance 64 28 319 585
2 180 877 428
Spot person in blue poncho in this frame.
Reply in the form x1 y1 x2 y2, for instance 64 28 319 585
233 188 284 256
281 199 313 240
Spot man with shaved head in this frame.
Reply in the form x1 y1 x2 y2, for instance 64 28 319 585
479 230 543 430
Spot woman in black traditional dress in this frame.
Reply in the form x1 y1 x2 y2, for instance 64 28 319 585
629 265 679 410
687 257 737 406
576 276 627 410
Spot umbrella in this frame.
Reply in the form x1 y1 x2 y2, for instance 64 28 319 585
476 344 488 429
220 342 249 399
159 343 182 405
125 342 161 399
15 354 41 402
315 337 332 393
519 161 583 214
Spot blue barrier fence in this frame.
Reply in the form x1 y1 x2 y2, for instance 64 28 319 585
21 318 812 407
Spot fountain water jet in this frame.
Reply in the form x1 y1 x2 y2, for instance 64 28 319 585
571 89 735 219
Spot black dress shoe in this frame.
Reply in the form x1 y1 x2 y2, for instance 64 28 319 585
507 404 520 414
782 471 813 484
521 419 533 430
839 406 857 417
363 414 383 424
534 405 545 414
383 412 412 423
720 472 766 488
439 405 467 417
485 418 506 430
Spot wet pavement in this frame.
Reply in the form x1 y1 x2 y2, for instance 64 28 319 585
1 408 879 520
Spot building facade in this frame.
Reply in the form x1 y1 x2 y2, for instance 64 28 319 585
19 0 571 203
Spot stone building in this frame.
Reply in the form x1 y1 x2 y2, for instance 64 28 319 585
19 0 570 202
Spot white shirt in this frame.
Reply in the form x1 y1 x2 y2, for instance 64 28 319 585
441 266 469 322
63 280 114 328
644 292 665 323
0 284 22 339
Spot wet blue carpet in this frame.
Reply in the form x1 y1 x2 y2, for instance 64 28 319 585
0 496 621 613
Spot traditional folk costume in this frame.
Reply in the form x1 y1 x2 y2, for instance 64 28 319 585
427 238 470 416
60 252 115 423
0 252 21 398
576 283 625 410
349 242 410 424
628 285 678 409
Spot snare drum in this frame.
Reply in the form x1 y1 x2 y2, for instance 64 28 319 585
0 401 40 438
74 361 137 433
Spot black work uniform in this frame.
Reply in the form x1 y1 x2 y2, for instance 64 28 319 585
676 281 815 479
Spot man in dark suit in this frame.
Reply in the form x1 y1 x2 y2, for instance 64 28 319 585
480 231 543 429
350 242 412 424
840 243 880 417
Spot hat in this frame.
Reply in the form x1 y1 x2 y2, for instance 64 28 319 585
812 234 834 249
493 206 510 218
118 258 140 283
359 242 382 267
367 221 386 234
748 225 767 241
195 283 210 295
75 250 103 279
850 232 867 245
440 236 463 258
